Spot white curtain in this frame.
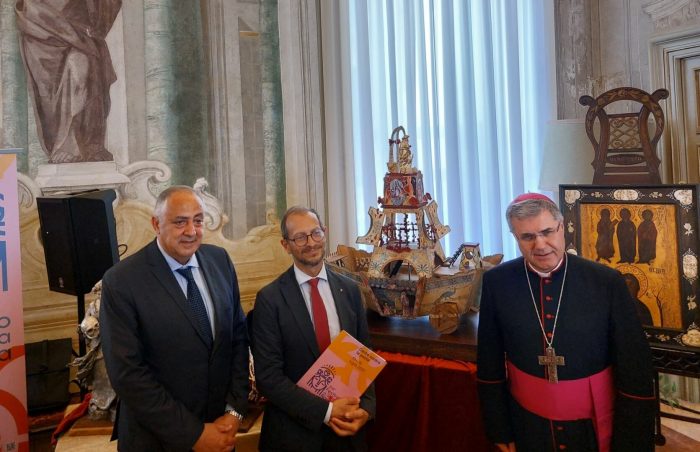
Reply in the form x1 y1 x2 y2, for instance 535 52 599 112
322 0 556 260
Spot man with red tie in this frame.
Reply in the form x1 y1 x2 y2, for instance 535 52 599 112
477 193 655 452
251 206 375 451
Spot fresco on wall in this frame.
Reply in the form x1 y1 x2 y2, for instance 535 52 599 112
15 0 122 164
2 0 285 239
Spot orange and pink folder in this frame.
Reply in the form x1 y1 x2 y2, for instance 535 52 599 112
297 330 387 401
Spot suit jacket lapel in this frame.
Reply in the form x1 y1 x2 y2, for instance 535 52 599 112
145 240 212 348
328 269 352 331
197 249 227 351
279 266 321 357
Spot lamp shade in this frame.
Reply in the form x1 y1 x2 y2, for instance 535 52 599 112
538 119 594 192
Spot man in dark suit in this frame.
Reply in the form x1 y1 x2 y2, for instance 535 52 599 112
101 186 249 451
251 206 375 452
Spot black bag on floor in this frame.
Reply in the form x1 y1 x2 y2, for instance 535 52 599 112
25 338 73 414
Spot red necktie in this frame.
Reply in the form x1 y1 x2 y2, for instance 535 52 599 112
308 278 331 351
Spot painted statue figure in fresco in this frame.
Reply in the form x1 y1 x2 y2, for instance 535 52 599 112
617 208 637 264
15 0 122 163
595 208 617 263
637 209 658 264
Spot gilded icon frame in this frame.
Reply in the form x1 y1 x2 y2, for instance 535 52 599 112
559 185 700 346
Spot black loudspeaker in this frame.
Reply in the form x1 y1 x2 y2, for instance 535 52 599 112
37 189 119 295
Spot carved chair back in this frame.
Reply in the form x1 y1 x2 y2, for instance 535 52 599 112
579 87 669 184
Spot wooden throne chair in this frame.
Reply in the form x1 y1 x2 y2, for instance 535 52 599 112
579 87 669 184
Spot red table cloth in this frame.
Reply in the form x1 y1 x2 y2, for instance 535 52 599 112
367 351 491 452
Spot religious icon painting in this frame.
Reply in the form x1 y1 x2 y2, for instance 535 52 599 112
559 185 700 341
579 202 679 328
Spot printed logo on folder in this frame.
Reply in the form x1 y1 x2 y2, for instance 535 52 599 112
297 330 386 401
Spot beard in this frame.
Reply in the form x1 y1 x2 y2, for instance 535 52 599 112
296 243 325 268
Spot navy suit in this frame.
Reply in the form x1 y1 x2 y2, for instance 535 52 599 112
251 266 376 452
100 240 249 451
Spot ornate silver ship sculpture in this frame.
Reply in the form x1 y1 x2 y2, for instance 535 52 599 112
327 126 501 334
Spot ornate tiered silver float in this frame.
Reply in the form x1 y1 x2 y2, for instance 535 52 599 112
327 127 501 334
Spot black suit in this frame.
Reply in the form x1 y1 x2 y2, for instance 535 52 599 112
100 240 249 451
251 266 376 452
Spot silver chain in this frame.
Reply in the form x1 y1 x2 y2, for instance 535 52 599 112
524 256 568 348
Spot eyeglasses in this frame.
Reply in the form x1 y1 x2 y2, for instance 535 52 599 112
287 228 325 246
516 222 562 243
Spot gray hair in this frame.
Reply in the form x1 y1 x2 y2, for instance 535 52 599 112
281 206 324 239
506 198 563 232
153 186 205 221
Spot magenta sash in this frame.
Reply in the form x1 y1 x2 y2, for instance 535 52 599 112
507 361 614 452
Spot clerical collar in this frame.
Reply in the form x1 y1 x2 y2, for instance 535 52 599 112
526 256 565 278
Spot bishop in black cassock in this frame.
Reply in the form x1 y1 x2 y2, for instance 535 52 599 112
477 194 655 452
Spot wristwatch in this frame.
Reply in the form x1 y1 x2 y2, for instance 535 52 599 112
225 409 244 421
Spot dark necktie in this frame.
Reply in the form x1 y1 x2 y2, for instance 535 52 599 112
308 278 331 351
176 266 213 347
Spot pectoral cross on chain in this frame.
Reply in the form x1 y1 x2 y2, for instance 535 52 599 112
538 346 565 383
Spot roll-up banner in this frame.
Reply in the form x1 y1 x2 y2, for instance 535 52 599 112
0 149 28 452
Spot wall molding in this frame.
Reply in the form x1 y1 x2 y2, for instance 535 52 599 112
650 28 700 182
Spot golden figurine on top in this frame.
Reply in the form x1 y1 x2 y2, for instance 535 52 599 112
387 126 416 174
